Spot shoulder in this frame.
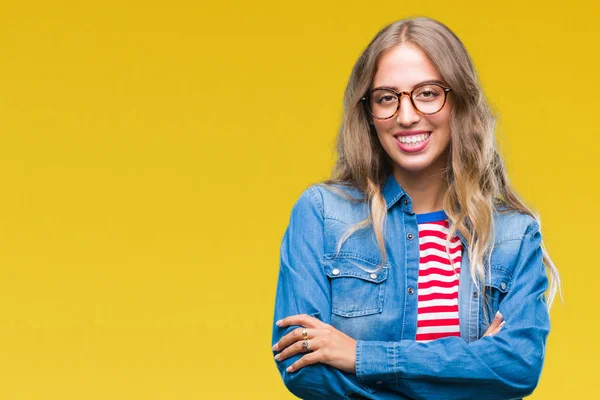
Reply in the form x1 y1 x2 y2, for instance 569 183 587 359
489 208 544 276
308 182 370 224
492 208 541 245
286 183 370 231
287 185 325 221
288 183 370 225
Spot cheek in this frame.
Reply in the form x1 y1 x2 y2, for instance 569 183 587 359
373 120 396 137
429 113 452 138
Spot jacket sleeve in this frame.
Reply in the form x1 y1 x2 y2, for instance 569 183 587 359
355 221 551 400
272 187 408 400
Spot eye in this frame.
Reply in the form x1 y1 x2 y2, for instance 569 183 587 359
414 85 442 101
376 95 397 104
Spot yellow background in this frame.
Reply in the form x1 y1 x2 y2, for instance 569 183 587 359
0 0 597 398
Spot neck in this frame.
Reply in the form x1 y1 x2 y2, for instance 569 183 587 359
392 164 447 215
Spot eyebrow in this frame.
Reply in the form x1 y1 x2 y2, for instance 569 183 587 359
372 79 447 91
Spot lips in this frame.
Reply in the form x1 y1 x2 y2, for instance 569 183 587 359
393 130 432 153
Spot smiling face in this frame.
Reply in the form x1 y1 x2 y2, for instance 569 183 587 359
370 42 452 179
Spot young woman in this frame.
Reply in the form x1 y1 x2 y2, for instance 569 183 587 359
271 17 560 400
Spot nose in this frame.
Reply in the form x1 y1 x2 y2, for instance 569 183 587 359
396 94 420 127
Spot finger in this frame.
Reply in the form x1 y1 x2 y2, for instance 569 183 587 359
483 311 503 337
484 312 502 335
276 314 324 329
275 337 320 363
273 327 319 352
286 350 321 373
273 327 304 352
488 321 506 337
273 315 324 351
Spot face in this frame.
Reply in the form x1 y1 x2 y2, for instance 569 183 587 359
370 42 452 178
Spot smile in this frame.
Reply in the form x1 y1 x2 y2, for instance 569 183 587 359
396 133 431 145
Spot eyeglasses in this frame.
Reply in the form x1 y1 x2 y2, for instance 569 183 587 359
361 83 452 119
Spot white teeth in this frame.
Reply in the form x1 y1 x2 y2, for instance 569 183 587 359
397 133 430 145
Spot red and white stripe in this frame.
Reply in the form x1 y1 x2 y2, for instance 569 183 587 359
415 220 462 342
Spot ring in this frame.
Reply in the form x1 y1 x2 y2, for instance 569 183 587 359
302 339 311 352
302 327 308 340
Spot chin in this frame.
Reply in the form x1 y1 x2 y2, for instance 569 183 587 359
381 136 450 175
389 150 448 175
394 160 435 173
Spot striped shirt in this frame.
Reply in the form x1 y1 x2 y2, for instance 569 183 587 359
415 210 462 342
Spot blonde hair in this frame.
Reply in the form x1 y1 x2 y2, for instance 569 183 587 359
322 17 560 309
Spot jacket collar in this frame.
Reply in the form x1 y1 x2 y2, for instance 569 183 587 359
382 173 407 210
381 173 470 247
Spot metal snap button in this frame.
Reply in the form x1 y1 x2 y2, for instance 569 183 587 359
332 269 340 276
407 233 414 240
500 282 507 290
370 273 377 279
407 287 415 295
472 292 479 299
376 380 383 385
403 199 409 206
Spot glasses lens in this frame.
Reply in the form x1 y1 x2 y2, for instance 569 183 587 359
412 84 446 114
369 89 398 119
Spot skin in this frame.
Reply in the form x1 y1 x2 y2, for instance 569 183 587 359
274 43 505 374
273 313 505 373
371 42 452 214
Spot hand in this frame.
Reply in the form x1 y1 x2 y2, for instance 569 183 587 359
483 311 506 337
272 314 357 374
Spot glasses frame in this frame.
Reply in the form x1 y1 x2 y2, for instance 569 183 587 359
361 83 452 119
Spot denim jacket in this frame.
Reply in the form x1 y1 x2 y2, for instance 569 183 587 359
272 174 550 400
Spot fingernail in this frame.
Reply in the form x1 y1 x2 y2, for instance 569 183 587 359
272 343 279 351
276 320 283 326
274 354 280 361
499 321 506 328
495 311 501 319
286 366 293 372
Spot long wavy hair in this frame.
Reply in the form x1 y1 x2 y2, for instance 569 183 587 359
322 17 560 309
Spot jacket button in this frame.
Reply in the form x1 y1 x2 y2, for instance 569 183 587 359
376 380 383 385
403 199 409 206
500 282 507 290
370 273 377 279
407 233 414 240
472 292 478 299
407 287 415 295
332 269 340 276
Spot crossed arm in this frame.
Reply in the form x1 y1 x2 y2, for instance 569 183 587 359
271 188 550 400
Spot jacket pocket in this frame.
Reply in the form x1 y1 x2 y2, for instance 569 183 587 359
324 257 389 318
481 265 513 327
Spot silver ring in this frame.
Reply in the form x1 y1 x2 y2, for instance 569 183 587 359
302 339 311 352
